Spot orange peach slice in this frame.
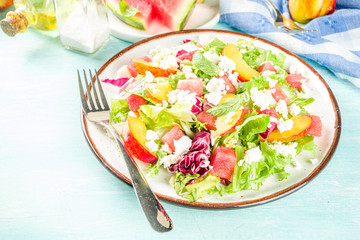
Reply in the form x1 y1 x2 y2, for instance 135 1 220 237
222 44 259 82
145 81 172 102
260 115 312 142
218 93 236 105
213 109 245 137
122 116 157 164
130 58 177 77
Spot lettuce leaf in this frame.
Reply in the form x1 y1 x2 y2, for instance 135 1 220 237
146 151 167 177
184 174 221 202
109 98 130 124
168 74 185 89
243 75 270 93
174 171 200 196
203 37 226 55
265 51 286 68
242 47 266 69
295 135 317 156
192 51 221 79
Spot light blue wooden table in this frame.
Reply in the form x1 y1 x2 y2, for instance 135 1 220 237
1 10 359 239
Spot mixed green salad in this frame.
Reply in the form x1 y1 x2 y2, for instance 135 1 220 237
103 36 322 202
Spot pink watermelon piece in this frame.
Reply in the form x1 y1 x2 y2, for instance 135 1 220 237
308 115 322 137
222 76 237 94
286 74 308 90
197 111 217 130
177 50 198 61
271 84 289 105
259 62 277 74
176 78 204 96
257 108 279 118
210 146 237 180
126 94 147 112
161 125 185 152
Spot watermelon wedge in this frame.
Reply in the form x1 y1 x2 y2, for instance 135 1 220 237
108 0 196 31
107 0 153 30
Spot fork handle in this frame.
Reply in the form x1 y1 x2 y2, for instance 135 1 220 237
263 0 282 21
102 123 173 232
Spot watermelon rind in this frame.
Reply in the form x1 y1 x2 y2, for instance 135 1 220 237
106 0 147 30
174 0 197 31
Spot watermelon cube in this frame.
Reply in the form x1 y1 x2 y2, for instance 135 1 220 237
210 146 237 180
176 78 204 96
286 74 308 90
271 84 289 105
126 94 147 112
257 108 279 118
259 62 277 74
161 125 185 152
177 50 198 61
197 111 217 130
308 115 322 137
222 76 237 94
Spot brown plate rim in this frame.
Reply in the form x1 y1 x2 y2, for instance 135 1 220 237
81 29 341 209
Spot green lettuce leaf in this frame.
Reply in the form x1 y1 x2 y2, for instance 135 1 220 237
192 51 221 79
174 172 200 195
184 174 221 202
109 98 130 124
203 37 226 55
243 75 270 92
207 92 250 116
242 47 266 69
168 74 185 89
265 51 286 68
295 135 317 156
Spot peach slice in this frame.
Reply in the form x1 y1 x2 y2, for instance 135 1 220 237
218 93 236 105
130 58 177 77
145 81 172 102
213 109 245 137
122 116 157 164
260 115 312 142
222 44 259 82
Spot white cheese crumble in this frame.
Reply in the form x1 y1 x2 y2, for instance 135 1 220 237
145 140 159 152
289 103 301 116
203 51 220 64
276 99 288 117
309 158 318 164
145 130 160 141
261 70 276 77
270 142 298 158
147 83 159 94
277 118 294 133
128 111 136 117
210 130 219 146
159 54 178 70
224 111 236 124
240 48 247 54
206 77 226 94
160 142 172 154
265 76 277 88
161 154 179 168
185 72 198 79
289 65 300 74
198 35 211 46
218 56 236 73
175 42 200 52
167 89 197 109
173 136 192 156
144 71 155 83
205 92 223 106
242 147 263 165
268 117 278 128
228 72 240 89
162 100 168 108
182 65 192 73
250 87 277 111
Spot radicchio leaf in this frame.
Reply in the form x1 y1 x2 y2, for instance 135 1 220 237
102 77 129 88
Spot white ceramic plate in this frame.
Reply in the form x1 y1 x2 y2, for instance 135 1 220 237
81 29 341 208
108 2 220 42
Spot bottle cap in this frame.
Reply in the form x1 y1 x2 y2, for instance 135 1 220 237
0 12 28 37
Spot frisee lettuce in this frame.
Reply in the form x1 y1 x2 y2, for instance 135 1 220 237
109 98 130 124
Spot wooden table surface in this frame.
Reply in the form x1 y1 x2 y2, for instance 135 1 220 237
0 9 359 239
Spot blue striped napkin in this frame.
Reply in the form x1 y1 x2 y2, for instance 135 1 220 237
219 0 360 87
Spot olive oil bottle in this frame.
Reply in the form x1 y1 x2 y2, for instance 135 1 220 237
0 0 57 37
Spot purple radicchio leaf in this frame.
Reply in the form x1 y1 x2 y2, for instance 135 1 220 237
259 122 277 139
176 49 188 57
102 77 129 88
191 97 202 114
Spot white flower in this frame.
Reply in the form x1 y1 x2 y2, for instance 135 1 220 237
277 118 294 133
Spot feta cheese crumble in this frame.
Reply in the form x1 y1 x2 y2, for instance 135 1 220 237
289 103 301 116
203 51 220 64
167 89 197 109
159 55 178 70
270 142 298 158
277 118 294 133
205 92 223 106
265 76 277 88
206 77 226 94
309 158 318 164
145 140 159 152
144 71 155 83
145 130 161 153
128 111 136 117
145 130 160 141
276 99 288 117
218 56 236 73
173 136 192 156
250 87 277 110
160 142 172 154
243 147 263 165
161 154 179 168
224 111 236 124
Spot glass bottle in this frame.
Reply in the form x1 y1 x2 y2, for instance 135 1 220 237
53 0 109 54
0 0 57 37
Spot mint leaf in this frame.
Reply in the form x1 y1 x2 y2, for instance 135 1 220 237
289 97 315 107
192 51 221 78
207 92 249 116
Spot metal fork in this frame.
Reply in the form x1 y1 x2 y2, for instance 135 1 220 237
264 0 316 34
78 69 173 232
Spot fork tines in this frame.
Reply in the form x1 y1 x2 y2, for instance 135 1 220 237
77 69 110 114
